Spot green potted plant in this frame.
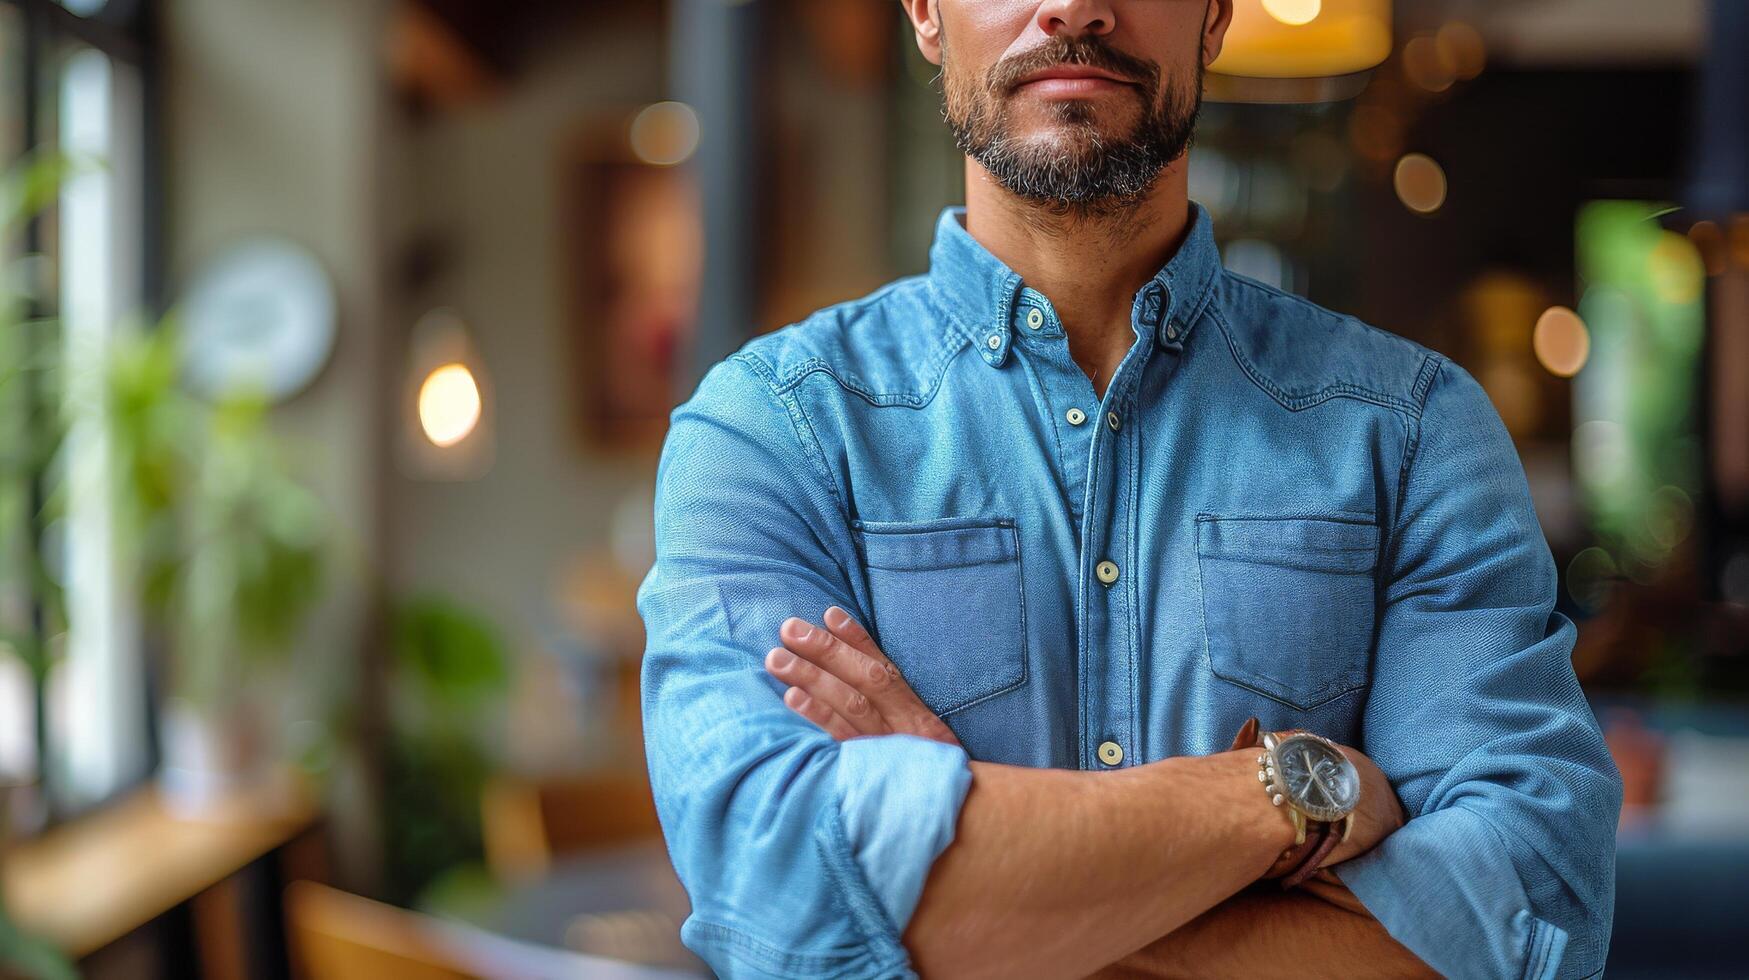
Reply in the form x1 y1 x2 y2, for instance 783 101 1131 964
103 320 330 812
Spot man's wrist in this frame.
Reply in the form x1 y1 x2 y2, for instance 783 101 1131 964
1180 748 1299 876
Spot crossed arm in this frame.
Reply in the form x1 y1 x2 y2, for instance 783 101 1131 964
765 609 1430 979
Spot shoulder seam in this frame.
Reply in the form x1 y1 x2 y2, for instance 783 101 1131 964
1387 354 1448 556
729 352 857 537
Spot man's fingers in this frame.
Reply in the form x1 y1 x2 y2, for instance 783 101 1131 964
781 615 901 698
823 606 916 690
823 606 881 659
776 612 962 748
765 645 887 734
781 685 859 741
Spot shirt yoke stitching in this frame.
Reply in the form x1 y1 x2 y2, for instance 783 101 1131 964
756 277 962 405
1209 277 1434 416
1208 301 1428 414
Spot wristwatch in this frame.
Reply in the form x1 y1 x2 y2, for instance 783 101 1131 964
1230 717 1361 889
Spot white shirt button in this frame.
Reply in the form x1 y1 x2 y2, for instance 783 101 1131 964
987 334 1001 349
1026 308 1044 330
1165 323 1179 341
1098 740 1124 766
1065 407 1086 426
1106 411 1121 432
1096 559 1119 585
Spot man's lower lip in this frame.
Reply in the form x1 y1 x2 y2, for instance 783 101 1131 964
1017 77 1130 96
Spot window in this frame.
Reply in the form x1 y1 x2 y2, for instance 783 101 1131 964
2 0 153 824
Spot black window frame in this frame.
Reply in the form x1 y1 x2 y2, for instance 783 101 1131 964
3 0 159 824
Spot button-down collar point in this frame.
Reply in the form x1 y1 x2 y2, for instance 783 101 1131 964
929 201 1220 366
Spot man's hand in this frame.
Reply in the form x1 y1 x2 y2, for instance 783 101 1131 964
1322 743 1404 866
763 606 960 747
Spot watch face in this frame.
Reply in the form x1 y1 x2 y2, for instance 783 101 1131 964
1273 734 1360 822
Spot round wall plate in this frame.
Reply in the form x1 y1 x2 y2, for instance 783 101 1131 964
179 237 337 403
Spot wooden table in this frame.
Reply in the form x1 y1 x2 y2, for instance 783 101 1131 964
3 777 320 969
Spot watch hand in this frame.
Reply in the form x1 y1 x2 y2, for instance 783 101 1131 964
1302 749 1333 808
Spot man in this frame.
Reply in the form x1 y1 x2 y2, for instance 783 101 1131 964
637 1 1622 977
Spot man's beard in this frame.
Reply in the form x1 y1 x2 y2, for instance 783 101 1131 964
942 32 1204 220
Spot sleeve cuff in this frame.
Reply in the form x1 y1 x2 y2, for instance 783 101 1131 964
1334 806 1571 980
831 734 974 938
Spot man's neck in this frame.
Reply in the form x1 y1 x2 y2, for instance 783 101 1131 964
962 155 1195 397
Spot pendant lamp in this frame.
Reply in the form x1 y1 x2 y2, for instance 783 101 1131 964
1207 0 1393 103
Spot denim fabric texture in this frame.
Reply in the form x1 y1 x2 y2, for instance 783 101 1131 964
637 200 1623 979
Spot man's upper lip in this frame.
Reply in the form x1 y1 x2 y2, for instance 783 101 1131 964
1017 65 1134 86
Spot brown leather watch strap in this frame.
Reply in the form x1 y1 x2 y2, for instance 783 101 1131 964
1228 716 1260 751
1278 819 1341 889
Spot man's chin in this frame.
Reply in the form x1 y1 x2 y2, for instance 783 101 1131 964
1006 114 1146 148
1002 130 1135 168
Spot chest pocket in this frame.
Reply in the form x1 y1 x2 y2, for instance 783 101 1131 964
1195 513 1380 711
852 516 1028 718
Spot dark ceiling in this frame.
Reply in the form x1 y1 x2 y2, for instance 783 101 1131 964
407 0 652 76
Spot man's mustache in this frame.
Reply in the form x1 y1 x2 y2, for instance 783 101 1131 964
986 35 1163 94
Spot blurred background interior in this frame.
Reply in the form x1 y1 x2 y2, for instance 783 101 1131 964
0 0 1746 977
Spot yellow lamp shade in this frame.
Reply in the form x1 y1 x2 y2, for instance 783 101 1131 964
1210 0 1393 79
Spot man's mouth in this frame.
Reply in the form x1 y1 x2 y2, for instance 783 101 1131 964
1013 65 1138 97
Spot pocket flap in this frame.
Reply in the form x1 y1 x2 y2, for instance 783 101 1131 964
1195 514 1378 574
854 517 1018 570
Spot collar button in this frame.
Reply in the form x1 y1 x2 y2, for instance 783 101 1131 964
1139 282 1167 327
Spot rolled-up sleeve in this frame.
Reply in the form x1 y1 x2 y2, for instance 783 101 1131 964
636 354 973 978
1335 357 1623 979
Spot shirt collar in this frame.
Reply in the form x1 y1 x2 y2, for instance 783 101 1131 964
924 200 1223 369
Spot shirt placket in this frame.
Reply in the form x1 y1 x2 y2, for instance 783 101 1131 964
1012 288 1098 526
1014 282 1168 770
1084 282 1167 770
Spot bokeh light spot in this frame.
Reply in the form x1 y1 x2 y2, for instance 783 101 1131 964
1648 231 1704 305
1532 306 1590 377
1401 36 1455 92
630 101 701 167
1393 153 1447 214
1566 547 1619 614
1434 21 1486 79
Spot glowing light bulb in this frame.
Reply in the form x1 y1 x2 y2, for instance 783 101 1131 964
1262 0 1322 26
418 362 482 448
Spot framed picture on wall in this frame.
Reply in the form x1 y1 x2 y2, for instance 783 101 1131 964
561 116 703 453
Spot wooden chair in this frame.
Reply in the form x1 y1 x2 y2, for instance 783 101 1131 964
480 771 662 880
284 879 471 980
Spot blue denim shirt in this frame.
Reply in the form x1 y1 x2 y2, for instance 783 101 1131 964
637 201 1622 979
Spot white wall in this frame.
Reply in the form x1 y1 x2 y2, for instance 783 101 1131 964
162 0 394 882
